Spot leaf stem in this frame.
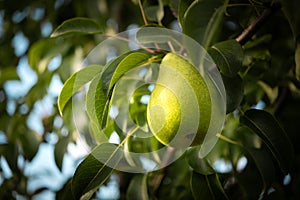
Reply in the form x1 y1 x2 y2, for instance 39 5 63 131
103 33 156 54
138 0 148 25
216 133 242 146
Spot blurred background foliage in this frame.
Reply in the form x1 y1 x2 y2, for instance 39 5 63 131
0 0 300 199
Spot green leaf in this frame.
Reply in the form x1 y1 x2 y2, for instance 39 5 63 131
56 178 74 200
58 65 103 115
144 0 164 24
295 42 300 81
101 52 132 94
51 17 103 37
1 143 19 173
28 39 70 72
54 136 69 171
18 130 41 161
182 0 228 49
240 109 294 174
72 143 122 200
187 147 215 175
178 0 194 28
209 40 244 76
245 147 276 193
281 0 300 40
86 75 107 128
221 74 244 113
190 172 229 200
108 52 151 91
0 67 19 86
281 0 300 81
126 174 149 200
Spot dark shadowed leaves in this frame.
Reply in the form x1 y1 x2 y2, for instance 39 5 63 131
191 172 229 200
221 74 244 113
209 40 243 76
240 109 293 174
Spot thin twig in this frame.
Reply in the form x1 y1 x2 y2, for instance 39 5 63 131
138 0 148 25
103 33 156 53
235 2 281 45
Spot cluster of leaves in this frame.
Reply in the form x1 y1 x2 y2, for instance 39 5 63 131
55 0 300 200
1 0 300 199
0 0 141 199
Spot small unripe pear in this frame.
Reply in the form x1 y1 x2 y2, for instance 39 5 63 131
147 53 211 146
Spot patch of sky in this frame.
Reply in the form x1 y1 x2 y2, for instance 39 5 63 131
4 56 37 114
109 105 119 119
0 131 7 144
236 156 247 172
0 157 13 180
140 94 150 104
138 67 148 78
24 143 69 199
30 7 45 21
109 131 120 144
106 46 117 63
213 158 233 173
54 0 65 10
98 174 120 199
283 173 291 185
12 7 29 23
41 21 53 37
27 95 54 134
12 31 29 56
48 55 62 71
253 100 266 110
171 20 181 32
148 84 154 92
140 156 157 171
127 24 139 50
48 74 63 97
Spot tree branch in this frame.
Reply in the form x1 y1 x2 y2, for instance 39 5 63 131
235 2 281 45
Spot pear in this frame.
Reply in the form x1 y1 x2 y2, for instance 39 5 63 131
147 53 211 146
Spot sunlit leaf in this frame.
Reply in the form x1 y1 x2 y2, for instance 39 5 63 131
72 143 122 200
58 65 103 115
51 17 103 37
86 75 107 128
126 174 149 200
108 52 151 91
209 40 243 76
191 172 229 200
101 52 132 94
240 109 294 174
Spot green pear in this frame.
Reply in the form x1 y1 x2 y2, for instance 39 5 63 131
147 53 211 146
